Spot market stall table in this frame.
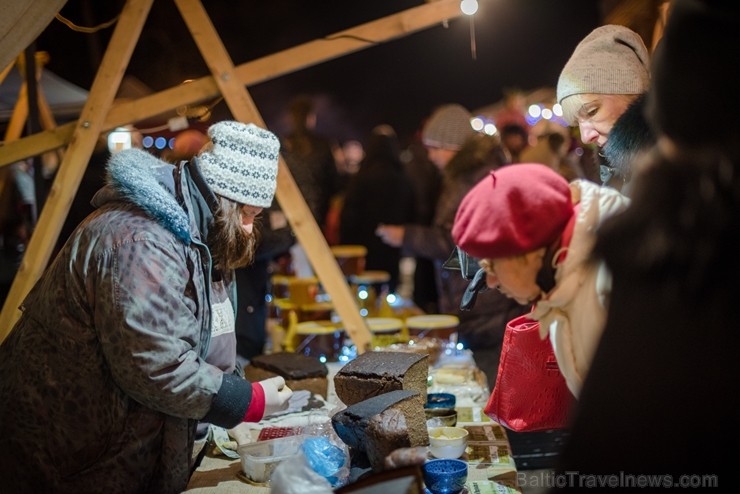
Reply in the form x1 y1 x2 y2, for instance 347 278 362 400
184 350 521 493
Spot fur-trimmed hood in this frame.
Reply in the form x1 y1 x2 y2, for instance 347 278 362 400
602 93 655 185
92 148 192 244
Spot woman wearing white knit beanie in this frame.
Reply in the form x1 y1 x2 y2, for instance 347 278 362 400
0 119 293 494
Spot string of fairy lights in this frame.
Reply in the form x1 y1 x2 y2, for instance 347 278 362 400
470 103 567 137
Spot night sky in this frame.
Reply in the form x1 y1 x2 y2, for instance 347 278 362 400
35 0 602 146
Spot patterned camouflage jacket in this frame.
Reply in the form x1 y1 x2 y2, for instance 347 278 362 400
0 149 253 494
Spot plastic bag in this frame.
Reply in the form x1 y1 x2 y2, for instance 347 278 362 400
271 453 332 494
303 436 346 486
271 423 350 493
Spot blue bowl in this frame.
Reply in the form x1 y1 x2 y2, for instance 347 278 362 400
426 392 456 409
423 458 468 494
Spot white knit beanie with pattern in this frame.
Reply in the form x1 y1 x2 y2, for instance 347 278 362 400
199 121 280 208
557 25 650 124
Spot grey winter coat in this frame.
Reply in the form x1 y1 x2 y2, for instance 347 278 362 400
0 149 254 494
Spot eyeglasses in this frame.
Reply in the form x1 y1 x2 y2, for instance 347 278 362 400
442 247 481 281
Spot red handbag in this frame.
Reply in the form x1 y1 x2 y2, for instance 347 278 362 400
483 315 574 432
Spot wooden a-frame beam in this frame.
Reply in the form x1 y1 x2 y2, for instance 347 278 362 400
0 0 155 337
0 0 463 168
0 61 14 85
0 0 464 341
174 0 373 352
0 52 60 204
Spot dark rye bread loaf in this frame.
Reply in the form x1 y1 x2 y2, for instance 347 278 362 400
332 390 429 472
334 351 429 406
242 352 329 398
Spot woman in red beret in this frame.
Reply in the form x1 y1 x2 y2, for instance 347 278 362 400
451 163 629 398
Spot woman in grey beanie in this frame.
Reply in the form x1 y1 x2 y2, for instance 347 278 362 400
550 0 740 484
556 24 650 150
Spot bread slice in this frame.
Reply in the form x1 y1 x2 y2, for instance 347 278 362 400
332 390 429 472
334 351 428 406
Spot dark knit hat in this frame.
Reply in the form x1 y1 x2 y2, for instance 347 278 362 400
422 104 475 150
199 121 280 208
452 164 574 259
557 25 650 124
647 0 740 153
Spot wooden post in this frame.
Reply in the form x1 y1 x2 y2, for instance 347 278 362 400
0 0 463 168
0 0 463 341
174 0 372 352
0 0 155 337
0 60 14 85
0 52 58 233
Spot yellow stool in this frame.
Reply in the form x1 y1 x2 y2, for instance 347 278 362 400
330 245 367 277
271 298 298 328
294 320 345 362
350 270 391 317
270 274 293 299
406 314 460 343
366 316 404 348
298 301 334 322
287 276 319 306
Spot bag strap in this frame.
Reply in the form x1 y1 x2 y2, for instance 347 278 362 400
555 203 580 265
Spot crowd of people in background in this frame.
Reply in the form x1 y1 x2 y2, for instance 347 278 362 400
0 0 736 490
376 103 530 385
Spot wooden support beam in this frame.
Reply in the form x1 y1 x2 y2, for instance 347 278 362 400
2 51 52 143
0 0 155 338
174 0 372 352
0 60 14 85
0 123 75 167
3 80 29 142
0 52 59 227
0 0 463 339
0 0 462 167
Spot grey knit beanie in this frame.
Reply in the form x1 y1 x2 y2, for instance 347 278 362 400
422 104 475 150
199 121 280 208
557 25 650 123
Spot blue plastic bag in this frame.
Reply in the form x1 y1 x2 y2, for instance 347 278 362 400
302 436 346 486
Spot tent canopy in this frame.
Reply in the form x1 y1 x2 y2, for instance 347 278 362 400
0 1 67 71
0 66 88 124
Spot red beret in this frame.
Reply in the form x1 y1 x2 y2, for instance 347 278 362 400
452 164 574 259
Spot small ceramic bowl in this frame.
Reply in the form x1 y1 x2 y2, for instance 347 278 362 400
425 407 457 427
426 392 456 409
428 426 469 459
423 458 468 494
